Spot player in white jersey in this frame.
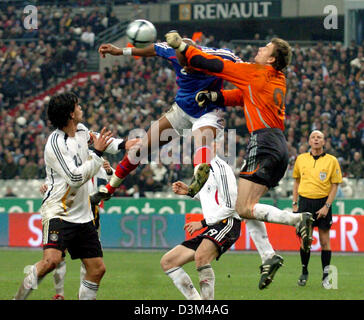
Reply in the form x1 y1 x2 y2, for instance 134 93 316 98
39 160 114 300
13 92 139 300
160 142 283 300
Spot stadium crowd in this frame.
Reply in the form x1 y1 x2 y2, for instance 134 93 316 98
0 22 363 197
0 5 120 106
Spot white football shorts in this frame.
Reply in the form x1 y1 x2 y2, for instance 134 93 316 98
165 102 225 137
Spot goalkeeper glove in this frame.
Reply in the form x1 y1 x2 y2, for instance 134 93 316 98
195 90 223 107
165 30 187 52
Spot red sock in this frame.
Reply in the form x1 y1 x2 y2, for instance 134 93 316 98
106 155 139 194
193 146 212 167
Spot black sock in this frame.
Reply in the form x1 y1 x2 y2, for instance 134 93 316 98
321 250 332 279
300 247 310 274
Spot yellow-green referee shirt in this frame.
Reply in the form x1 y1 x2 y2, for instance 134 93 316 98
293 153 343 199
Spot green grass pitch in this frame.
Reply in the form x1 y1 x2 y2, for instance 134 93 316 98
1 248 363 300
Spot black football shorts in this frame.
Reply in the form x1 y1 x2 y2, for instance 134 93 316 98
181 217 241 260
298 195 333 230
239 128 289 188
42 218 103 260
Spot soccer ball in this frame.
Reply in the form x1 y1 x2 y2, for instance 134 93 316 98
126 19 157 48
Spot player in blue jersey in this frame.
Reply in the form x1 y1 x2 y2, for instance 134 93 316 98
91 39 242 203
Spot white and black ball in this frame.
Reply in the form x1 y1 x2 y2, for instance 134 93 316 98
126 19 157 48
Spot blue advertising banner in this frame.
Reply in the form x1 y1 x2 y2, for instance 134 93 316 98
100 213 185 249
0 214 8 246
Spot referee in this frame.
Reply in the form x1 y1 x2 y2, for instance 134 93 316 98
292 130 342 289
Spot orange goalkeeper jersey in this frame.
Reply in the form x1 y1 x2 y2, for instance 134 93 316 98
184 46 286 133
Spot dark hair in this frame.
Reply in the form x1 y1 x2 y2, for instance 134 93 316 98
47 92 78 129
271 38 292 71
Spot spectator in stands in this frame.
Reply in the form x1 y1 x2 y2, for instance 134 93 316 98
76 45 88 70
2 153 18 179
4 186 16 197
131 184 141 198
107 12 119 28
141 176 161 193
16 157 27 178
20 159 38 179
349 152 364 179
2 75 18 106
81 26 95 49
151 161 168 185
337 177 353 198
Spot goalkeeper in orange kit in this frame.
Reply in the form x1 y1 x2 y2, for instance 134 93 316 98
165 31 314 289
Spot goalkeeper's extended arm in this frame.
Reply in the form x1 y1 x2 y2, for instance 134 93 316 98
165 30 188 52
195 90 224 108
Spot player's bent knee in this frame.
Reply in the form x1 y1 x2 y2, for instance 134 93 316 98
160 253 175 271
86 261 106 280
194 253 210 268
94 265 106 280
43 257 61 273
96 263 106 278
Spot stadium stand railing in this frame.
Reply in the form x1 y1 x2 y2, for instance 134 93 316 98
95 20 129 47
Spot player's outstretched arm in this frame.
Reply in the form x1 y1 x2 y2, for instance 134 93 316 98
165 31 255 87
195 89 243 108
98 43 156 58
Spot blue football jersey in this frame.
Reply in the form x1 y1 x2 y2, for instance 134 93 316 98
154 42 241 118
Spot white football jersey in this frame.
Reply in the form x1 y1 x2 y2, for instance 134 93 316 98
89 166 114 195
195 156 241 225
40 123 123 224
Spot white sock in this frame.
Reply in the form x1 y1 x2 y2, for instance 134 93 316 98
80 263 87 286
109 174 124 188
197 264 215 300
53 260 66 296
14 264 44 300
79 280 99 300
245 219 275 263
253 203 301 227
166 267 201 300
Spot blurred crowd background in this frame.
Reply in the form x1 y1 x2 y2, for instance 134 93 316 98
0 2 363 198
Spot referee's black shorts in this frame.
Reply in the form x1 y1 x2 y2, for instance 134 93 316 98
239 128 289 189
298 195 333 230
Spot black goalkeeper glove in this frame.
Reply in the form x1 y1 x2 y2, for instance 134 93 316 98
195 90 223 108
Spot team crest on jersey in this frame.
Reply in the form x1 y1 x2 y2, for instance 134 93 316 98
50 232 58 242
319 171 327 181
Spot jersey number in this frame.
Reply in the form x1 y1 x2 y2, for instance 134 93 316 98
273 88 284 115
73 154 82 167
206 229 218 237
